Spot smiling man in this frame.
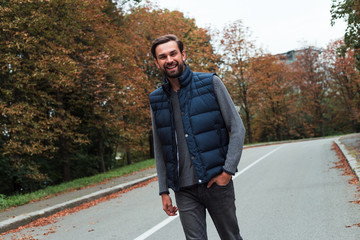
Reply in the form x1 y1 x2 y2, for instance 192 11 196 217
149 34 246 240
155 40 185 81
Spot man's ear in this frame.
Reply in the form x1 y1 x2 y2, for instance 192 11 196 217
182 50 186 61
154 58 160 69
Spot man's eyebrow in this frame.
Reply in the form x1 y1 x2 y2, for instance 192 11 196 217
158 50 178 58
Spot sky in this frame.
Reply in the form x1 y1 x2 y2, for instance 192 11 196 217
149 0 347 54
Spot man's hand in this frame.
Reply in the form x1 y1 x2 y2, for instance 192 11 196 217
207 171 232 188
161 193 178 216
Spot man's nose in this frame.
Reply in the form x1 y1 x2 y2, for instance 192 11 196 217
166 55 173 63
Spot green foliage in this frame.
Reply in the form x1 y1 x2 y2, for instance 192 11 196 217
0 156 14 194
331 0 360 69
0 158 155 211
0 0 148 194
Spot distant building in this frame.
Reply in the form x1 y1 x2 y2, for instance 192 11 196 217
275 47 322 64
275 50 297 64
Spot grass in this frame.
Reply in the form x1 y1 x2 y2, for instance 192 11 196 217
0 159 155 212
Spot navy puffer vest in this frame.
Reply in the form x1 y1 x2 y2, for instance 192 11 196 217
149 65 229 191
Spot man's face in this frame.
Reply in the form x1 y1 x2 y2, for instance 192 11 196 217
154 41 186 80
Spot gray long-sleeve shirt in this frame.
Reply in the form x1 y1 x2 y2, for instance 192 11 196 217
151 75 246 194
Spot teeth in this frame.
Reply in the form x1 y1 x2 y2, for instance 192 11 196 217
167 65 176 70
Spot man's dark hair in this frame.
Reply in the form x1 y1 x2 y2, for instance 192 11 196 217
151 34 184 59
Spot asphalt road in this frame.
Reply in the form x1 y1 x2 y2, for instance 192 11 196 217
2 138 360 239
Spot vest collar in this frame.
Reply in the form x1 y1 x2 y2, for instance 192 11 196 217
178 64 193 88
161 64 192 95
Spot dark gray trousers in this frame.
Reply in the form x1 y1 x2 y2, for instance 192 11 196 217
174 180 243 240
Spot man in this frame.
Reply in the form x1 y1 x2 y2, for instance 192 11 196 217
149 34 245 240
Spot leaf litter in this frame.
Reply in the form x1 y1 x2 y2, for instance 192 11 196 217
331 142 360 228
0 177 157 239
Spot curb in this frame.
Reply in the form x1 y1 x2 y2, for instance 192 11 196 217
335 138 360 181
0 173 157 234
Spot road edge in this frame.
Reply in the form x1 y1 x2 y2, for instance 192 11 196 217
0 173 157 234
335 138 360 181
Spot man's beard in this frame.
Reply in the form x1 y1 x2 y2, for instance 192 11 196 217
163 61 185 79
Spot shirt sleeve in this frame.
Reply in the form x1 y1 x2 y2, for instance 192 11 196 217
151 106 170 195
213 75 246 175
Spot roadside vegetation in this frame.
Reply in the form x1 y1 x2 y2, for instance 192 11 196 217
0 159 155 212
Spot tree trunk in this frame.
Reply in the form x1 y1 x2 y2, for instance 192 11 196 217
244 108 252 143
60 136 71 181
149 132 154 158
56 90 71 181
242 86 252 144
98 127 106 173
275 124 282 141
126 146 132 165
63 160 71 182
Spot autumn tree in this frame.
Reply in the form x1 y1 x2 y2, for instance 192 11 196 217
323 39 360 132
218 20 258 143
0 0 146 193
78 0 148 168
249 55 295 142
291 47 329 137
1 0 89 187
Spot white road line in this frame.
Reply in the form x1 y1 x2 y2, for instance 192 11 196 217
133 145 283 240
234 145 283 179
133 215 179 240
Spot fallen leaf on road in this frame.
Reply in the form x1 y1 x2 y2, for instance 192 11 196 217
0 177 157 238
331 142 360 227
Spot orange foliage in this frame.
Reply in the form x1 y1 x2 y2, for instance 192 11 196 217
218 20 258 143
249 55 294 141
290 47 328 137
323 40 360 132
